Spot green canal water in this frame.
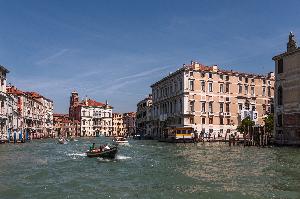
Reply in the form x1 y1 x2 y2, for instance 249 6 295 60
0 138 299 199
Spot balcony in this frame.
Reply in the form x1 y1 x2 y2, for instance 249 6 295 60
219 112 224 117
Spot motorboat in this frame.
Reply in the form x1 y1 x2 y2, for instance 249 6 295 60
86 146 118 158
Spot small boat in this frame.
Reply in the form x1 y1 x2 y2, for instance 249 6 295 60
86 146 118 158
58 138 68 144
113 137 129 145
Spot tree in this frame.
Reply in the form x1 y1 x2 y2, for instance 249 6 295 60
237 116 255 134
263 114 274 134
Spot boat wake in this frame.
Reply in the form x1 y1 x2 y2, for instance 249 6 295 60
66 152 86 159
115 155 132 160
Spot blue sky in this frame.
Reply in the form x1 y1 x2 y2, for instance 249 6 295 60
0 0 299 113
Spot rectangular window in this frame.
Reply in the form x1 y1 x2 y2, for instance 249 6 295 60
220 118 223 125
239 85 242 94
252 105 255 111
209 73 212 79
278 59 283 74
239 76 242 81
209 117 213 124
226 83 230 93
268 87 271 97
227 119 230 125
189 80 194 91
189 71 193 76
202 118 205 124
225 76 229 81
220 84 224 93
262 87 266 96
190 117 194 124
277 114 282 127
226 104 230 112
209 102 213 113
238 104 243 111
245 77 248 83
245 85 248 94
190 101 194 112
220 74 223 80
251 87 255 95
201 102 206 112
220 103 223 112
209 83 213 92
201 81 205 92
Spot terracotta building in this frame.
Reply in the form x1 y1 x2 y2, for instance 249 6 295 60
150 61 274 139
136 95 152 137
53 114 80 137
112 113 127 137
273 32 300 145
69 91 113 137
123 112 136 136
7 86 54 139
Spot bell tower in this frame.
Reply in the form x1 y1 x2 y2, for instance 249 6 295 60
69 91 79 119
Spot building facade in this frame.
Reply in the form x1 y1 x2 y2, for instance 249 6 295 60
273 32 300 145
150 61 274 139
69 91 113 137
53 114 80 137
112 113 127 137
136 95 152 137
0 66 9 141
7 86 54 140
123 112 136 136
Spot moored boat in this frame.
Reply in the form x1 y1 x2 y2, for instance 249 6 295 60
86 146 118 158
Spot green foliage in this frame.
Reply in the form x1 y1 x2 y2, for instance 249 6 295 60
264 114 274 133
237 116 255 134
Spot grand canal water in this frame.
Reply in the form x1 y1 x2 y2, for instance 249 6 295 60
0 138 299 199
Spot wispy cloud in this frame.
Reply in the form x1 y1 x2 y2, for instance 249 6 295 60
36 49 69 65
87 65 174 95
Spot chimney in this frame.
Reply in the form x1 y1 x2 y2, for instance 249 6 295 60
212 65 218 72
193 62 200 70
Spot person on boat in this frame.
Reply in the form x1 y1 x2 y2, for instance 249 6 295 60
104 144 110 150
89 143 96 151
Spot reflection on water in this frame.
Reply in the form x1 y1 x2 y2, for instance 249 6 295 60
0 138 299 199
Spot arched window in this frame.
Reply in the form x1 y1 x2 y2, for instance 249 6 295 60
278 86 283 105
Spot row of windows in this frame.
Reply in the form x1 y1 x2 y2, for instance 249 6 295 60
190 81 230 93
189 71 270 84
189 117 232 125
189 80 272 96
153 79 183 100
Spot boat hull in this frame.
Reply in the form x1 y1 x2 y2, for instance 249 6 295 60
86 147 118 158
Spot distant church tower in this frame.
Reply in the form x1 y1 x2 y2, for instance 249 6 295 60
69 91 80 119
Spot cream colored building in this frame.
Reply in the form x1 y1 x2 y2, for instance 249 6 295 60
151 61 274 139
69 92 113 137
273 32 300 145
0 66 9 141
136 95 152 137
112 113 126 137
